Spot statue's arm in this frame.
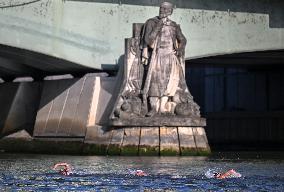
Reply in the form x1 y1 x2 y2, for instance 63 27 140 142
176 25 187 56
144 19 163 48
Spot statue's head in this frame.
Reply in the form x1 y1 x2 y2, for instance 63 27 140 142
159 2 174 19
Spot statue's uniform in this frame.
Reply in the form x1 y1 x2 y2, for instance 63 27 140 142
142 16 187 98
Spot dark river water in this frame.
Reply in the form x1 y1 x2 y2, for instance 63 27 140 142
0 153 283 191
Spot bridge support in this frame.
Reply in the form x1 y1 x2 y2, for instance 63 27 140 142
0 73 210 155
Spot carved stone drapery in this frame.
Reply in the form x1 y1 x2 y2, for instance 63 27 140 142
110 4 205 127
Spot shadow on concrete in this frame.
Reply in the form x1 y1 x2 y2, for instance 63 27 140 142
0 76 90 138
0 44 124 138
0 43 101 137
0 44 98 81
186 49 284 67
0 82 42 137
97 55 125 129
185 49 284 150
67 0 284 28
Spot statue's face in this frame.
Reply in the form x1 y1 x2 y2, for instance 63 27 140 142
159 7 172 18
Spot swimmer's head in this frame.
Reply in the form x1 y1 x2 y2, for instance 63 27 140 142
213 172 221 178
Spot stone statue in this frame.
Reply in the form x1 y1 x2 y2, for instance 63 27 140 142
110 2 203 126
141 2 188 116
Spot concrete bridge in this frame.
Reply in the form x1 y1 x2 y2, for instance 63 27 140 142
0 0 283 154
0 0 283 78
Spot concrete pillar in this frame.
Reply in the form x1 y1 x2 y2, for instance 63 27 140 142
0 82 41 137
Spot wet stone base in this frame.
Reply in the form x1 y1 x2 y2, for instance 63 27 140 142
82 144 108 155
139 146 159 156
0 127 210 156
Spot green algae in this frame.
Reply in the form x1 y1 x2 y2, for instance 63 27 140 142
120 145 138 156
139 146 159 156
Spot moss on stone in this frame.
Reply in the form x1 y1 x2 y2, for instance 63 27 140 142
160 148 179 156
120 145 138 156
33 140 83 154
180 147 198 156
0 137 211 156
0 138 35 153
139 146 159 156
107 144 121 155
82 144 108 155
196 148 211 156
0 138 83 154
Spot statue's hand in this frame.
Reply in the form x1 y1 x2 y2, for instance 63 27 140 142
156 19 164 30
162 17 168 24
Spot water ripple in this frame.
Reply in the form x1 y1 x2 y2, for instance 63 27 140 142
0 154 283 191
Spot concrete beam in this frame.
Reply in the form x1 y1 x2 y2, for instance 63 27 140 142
0 0 283 70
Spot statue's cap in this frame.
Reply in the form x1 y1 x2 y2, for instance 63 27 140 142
160 2 174 9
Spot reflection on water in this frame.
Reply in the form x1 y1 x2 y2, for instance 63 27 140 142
0 153 283 191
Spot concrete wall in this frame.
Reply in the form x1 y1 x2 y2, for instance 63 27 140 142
33 74 99 137
32 73 118 138
0 82 41 137
0 0 283 70
0 72 119 138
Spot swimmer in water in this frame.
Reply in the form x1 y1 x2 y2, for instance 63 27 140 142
53 162 72 176
135 170 147 176
129 169 148 176
213 169 241 179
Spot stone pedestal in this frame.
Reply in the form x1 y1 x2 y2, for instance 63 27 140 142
84 126 210 156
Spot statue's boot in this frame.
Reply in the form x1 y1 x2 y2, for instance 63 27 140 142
146 97 159 117
146 109 156 117
159 96 169 114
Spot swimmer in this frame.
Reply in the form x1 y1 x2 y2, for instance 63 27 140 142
135 170 147 176
212 169 241 179
129 169 148 176
53 162 72 176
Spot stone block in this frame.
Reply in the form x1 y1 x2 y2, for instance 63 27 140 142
112 116 206 127
107 128 124 155
139 127 159 156
178 127 198 155
160 127 180 156
83 125 112 155
193 127 211 155
121 127 140 156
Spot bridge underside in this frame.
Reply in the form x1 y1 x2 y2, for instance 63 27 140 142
0 43 283 82
0 44 98 81
187 50 284 150
187 49 284 67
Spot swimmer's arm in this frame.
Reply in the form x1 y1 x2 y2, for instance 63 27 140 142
53 162 71 169
219 169 235 179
